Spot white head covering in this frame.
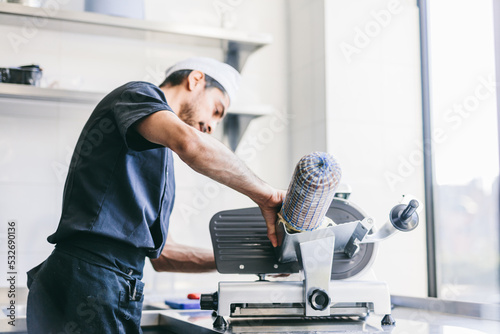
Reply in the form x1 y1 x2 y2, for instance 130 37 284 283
164 57 241 105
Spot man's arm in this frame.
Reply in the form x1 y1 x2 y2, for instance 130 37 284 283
135 110 284 246
150 234 216 272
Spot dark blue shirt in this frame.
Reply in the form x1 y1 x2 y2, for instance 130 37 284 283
48 81 175 259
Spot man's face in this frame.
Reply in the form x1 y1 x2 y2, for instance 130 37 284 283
177 82 229 134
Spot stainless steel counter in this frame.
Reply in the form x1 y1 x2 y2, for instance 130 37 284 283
2 306 500 333
140 307 500 334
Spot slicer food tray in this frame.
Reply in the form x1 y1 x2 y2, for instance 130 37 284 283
209 207 300 274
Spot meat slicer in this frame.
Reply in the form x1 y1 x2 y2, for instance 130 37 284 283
200 192 420 329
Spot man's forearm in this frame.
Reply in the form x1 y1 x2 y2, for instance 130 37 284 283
150 241 216 273
136 111 274 205
179 130 275 206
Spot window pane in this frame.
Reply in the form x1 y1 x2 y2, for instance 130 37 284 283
428 0 500 303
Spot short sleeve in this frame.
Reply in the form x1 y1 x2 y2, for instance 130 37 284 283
112 82 172 151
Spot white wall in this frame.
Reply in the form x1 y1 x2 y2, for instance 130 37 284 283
287 0 328 161
0 0 290 303
288 0 428 297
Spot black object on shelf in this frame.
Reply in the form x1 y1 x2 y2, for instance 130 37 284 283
0 64 43 86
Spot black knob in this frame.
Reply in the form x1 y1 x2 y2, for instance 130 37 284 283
200 292 218 311
308 289 330 311
390 199 419 232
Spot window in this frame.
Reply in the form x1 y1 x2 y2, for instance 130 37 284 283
426 0 500 303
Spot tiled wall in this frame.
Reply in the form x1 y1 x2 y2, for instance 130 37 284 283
0 0 290 302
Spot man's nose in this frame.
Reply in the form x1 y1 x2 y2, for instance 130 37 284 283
202 122 216 134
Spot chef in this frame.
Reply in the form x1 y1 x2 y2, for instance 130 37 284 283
26 57 284 333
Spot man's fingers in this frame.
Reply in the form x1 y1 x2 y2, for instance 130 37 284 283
267 224 278 248
260 188 286 248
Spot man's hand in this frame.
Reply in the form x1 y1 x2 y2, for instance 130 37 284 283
258 189 286 247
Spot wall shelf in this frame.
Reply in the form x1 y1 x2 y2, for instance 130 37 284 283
0 83 271 115
0 83 273 151
0 2 272 71
0 83 105 104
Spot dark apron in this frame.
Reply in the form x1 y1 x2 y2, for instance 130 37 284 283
26 235 147 334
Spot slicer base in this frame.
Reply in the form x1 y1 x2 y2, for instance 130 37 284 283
215 279 392 322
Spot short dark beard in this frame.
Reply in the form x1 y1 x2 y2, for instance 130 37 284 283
178 102 197 128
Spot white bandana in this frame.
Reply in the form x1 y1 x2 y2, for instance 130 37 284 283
164 57 241 105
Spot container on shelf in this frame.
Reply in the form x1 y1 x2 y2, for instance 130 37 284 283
84 0 144 20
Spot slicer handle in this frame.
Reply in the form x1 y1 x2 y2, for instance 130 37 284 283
401 200 419 221
200 292 218 311
389 199 419 232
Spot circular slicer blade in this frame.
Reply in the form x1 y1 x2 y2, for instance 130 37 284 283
327 198 377 280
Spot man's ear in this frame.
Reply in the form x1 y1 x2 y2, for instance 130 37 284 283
186 70 205 91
